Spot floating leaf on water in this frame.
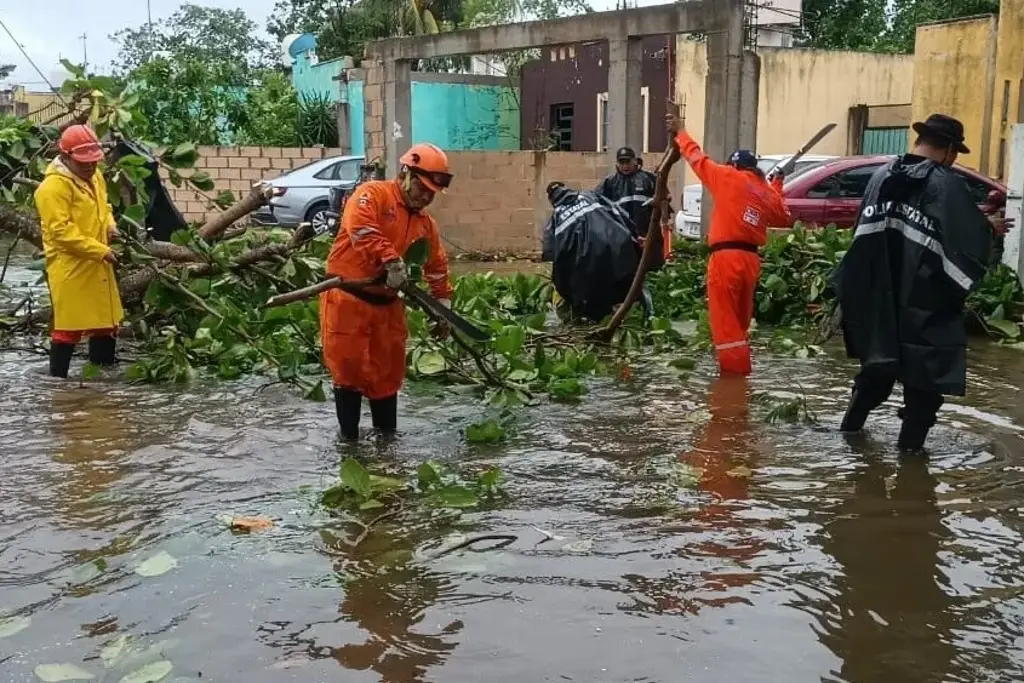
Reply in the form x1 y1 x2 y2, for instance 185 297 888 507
134 551 178 578
340 457 372 499
726 465 754 479
430 485 479 509
465 419 505 444
101 634 133 668
670 462 702 489
668 357 696 371
0 614 30 638
119 660 173 683
34 663 95 681
368 474 406 493
81 363 101 380
415 352 446 376
417 461 442 489
359 499 385 510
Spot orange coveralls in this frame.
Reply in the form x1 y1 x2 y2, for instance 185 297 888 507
675 131 791 375
320 180 453 400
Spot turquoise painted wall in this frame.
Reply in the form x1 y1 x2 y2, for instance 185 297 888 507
291 52 346 101
337 78 520 153
290 50 520 152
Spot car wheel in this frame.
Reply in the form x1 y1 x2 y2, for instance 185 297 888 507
306 203 333 235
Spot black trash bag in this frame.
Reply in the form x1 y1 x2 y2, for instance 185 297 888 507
107 138 188 242
541 183 643 323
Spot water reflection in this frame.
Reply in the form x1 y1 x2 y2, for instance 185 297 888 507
49 387 134 530
817 452 956 683
331 533 462 682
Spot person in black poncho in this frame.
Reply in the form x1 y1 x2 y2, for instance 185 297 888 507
832 113 1011 451
542 181 651 322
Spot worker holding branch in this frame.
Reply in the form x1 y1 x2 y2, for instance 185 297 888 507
35 124 123 379
667 113 791 375
320 143 454 440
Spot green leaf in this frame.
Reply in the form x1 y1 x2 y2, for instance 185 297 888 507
123 203 147 224
9 140 25 161
190 171 215 192
668 357 696 370
507 368 538 382
134 551 178 578
81 363 101 380
986 318 1021 340
369 474 406 492
404 237 430 266
430 485 480 509
320 485 350 509
417 461 442 489
0 615 30 639
100 635 133 668
415 351 446 376
465 419 505 444
477 466 501 491
169 142 197 167
359 499 385 510
304 380 327 402
494 325 525 357
33 664 95 682
340 457 372 499
118 660 173 683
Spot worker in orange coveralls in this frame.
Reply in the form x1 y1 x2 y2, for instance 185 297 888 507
667 114 792 375
320 143 454 440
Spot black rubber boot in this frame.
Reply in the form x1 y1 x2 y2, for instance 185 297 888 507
840 389 875 433
49 342 75 379
369 394 398 434
896 398 942 453
87 335 117 366
334 387 362 440
896 414 933 452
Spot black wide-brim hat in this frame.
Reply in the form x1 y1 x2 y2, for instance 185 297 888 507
911 113 970 154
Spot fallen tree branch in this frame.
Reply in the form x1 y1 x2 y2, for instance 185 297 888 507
0 204 43 251
196 183 273 242
596 100 682 341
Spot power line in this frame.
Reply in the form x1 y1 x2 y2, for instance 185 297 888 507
0 16 69 104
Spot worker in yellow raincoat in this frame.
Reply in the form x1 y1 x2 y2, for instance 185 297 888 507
34 124 123 378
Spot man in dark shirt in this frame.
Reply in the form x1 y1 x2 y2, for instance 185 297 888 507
595 146 657 240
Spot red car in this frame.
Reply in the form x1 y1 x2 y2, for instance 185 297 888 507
780 155 1007 228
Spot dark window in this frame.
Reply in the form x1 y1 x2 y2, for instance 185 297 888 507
834 164 883 199
806 177 835 199
953 169 992 205
313 162 340 180
551 102 574 151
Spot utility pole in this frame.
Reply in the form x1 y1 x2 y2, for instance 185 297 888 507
79 33 87 71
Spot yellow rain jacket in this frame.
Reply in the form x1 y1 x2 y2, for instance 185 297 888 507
34 158 123 331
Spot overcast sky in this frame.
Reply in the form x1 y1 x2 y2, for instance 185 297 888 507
0 0 654 90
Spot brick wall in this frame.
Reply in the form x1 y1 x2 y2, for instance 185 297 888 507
165 147 677 254
163 145 344 223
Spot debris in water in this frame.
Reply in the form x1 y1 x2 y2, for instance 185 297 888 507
118 660 173 683
0 614 30 638
134 551 178 578
33 663 95 682
217 514 274 533
100 634 133 668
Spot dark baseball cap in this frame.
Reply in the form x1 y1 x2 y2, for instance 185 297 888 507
728 149 758 170
616 146 637 160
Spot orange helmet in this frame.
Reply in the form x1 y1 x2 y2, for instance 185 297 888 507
399 143 452 193
58 124 104 163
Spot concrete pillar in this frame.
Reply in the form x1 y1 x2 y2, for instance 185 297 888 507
607 38 644 159
699 0 749 237
739 50 759 151
384 58 412 176
1001 123 1024 284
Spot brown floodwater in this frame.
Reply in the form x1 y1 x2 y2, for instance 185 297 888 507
3 249 1024 683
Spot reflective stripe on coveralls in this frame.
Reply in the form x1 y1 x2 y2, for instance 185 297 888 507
674 131 792 375
320 180 453 400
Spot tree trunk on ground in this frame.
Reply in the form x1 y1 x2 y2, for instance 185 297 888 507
196 183 273 242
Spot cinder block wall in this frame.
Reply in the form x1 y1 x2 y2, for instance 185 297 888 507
165 147 676 254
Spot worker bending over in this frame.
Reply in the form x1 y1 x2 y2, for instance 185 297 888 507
320 143 454 440
35 124 123 378
667 114 791 375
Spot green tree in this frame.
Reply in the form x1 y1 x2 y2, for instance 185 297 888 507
111 3 274 79
882 0 999 53
0 64 14 80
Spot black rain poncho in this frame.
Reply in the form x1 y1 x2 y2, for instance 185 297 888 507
830 155 993 396
542 186 642 323
595 169 656 240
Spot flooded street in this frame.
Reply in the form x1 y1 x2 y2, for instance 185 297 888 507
3 252 1024 682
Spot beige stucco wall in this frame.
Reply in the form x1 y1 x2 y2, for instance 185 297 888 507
674 41 914 158
912 16 998 174
990 0 1024 179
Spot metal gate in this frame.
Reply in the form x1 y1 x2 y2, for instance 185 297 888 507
862 127 909 155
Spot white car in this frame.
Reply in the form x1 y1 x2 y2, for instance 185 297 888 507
674 153 837 240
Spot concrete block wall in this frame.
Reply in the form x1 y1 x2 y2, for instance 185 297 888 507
362 60 386 162
163 147 677 254
161 145 344 223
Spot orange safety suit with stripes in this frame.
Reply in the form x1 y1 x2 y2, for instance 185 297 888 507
675 131 792 375
320 179 453 399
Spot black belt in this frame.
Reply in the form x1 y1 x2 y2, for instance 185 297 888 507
709 241 759 254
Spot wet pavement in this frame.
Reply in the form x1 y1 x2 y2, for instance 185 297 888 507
3 249 1024 682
